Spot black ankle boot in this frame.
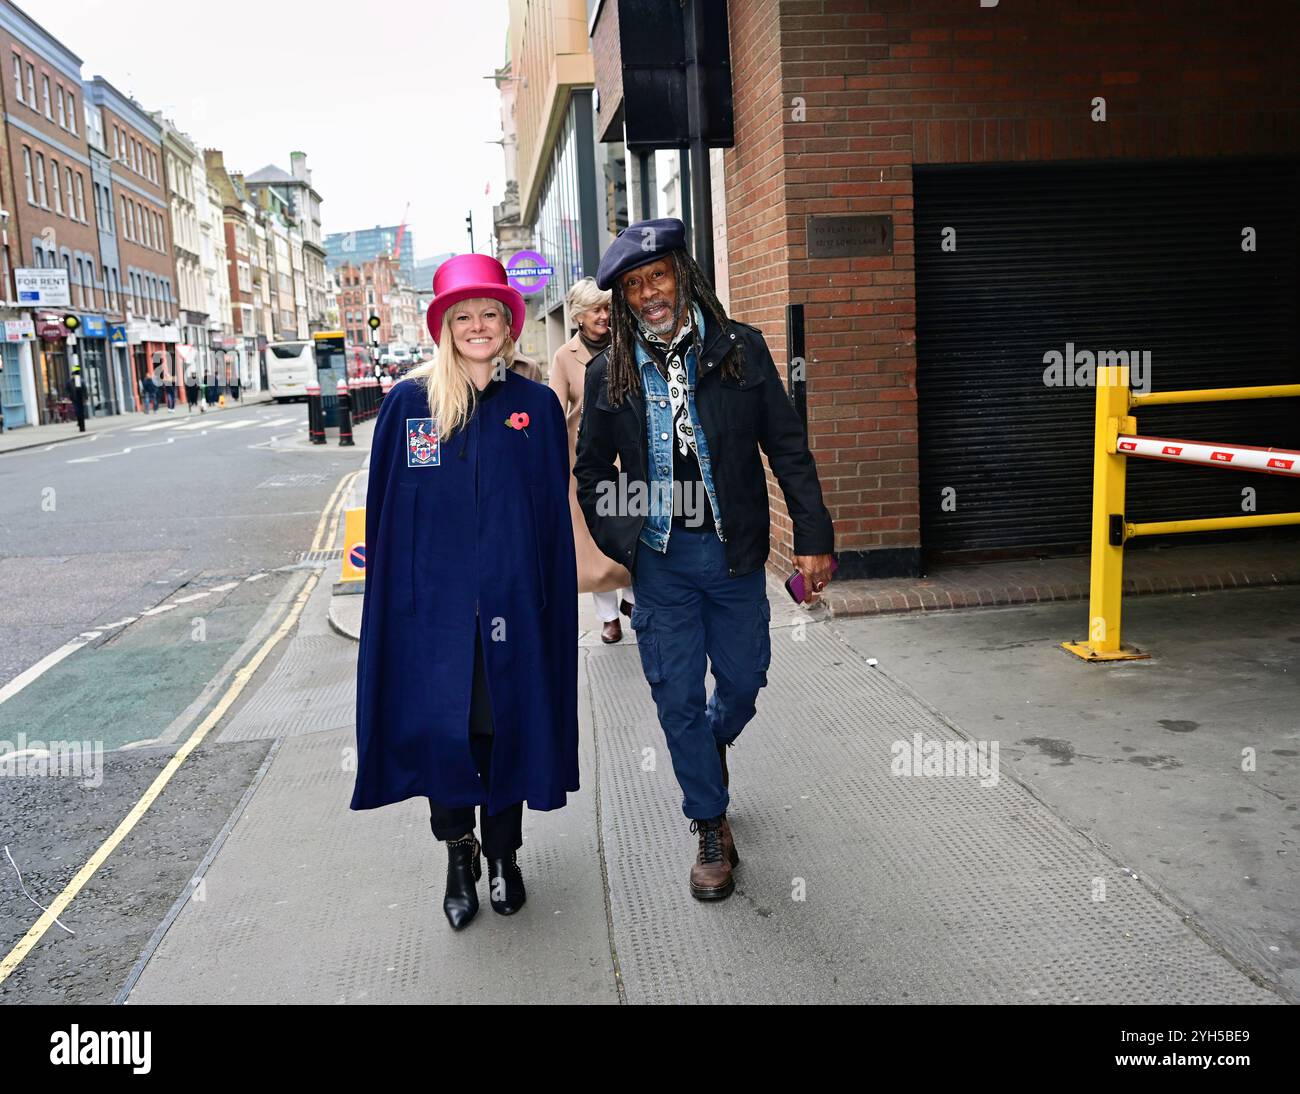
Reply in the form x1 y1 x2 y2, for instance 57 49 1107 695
443 833 482 929
488 849 526 915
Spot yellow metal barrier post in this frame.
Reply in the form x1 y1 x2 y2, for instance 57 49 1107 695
1063 365 1149 661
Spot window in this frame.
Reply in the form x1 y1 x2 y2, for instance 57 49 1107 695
50 158 63 213
74 257 84 306
75 173 86 223
134 202 142 244
22 147 34 203
65 168 75 221
66 92 76 134
42 75 50 119
34 152 47 207
121 196 131 240
13 54 22 103
25 63 35 110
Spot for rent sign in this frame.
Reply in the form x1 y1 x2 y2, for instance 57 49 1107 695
14 268 70 306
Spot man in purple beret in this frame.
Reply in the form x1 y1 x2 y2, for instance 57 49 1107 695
575 218 836 901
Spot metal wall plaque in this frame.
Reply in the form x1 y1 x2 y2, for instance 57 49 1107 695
806 214 893 258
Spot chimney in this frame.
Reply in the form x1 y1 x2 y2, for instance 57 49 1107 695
290 151 309 183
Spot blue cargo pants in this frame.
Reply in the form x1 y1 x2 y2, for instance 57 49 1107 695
629 528 772 820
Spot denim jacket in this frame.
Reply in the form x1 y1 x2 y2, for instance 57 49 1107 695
634 300 726 553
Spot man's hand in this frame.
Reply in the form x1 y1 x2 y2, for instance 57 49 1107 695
793 553 835 605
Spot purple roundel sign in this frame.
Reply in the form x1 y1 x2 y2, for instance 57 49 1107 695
506 251 554 296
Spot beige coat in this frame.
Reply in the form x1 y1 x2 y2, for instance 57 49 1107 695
549 333 632 594
511 353 543 383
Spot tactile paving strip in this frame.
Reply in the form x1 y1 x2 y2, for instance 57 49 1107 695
128 724 618 1004
216 635 356 742
588 622 1279 1004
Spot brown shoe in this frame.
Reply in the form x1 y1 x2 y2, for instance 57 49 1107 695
719 815 739 867
601 618 622 643
689 816 735 900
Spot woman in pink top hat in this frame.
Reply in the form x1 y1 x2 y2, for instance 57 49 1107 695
352 253 578 931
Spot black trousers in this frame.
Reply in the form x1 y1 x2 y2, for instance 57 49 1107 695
428 620 523 858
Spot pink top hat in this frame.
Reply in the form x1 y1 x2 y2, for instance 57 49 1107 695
426 253 526 345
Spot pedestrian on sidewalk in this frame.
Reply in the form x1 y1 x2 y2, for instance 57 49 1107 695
158 360 177 413
351 253 578 931
64 365 87 432
184 365 203 413
204 369 217 406
141 370 157 414
230 370 241 403
575 218 837 902
549 277 635 644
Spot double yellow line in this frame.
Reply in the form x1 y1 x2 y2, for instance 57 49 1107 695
0 469 359 986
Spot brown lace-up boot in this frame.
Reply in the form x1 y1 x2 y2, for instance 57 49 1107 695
689 815 735 900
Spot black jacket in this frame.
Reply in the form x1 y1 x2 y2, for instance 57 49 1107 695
574 305 835 579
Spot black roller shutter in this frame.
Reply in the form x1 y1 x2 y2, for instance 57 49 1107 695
914 158 1300 558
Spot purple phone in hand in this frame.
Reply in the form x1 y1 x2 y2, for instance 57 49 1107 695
785 557 838 604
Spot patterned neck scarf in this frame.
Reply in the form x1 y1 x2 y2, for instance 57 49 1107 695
636 301 699 464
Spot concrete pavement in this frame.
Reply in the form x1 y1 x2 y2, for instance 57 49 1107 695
120 427 1290 1002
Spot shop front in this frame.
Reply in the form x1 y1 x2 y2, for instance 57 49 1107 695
1 314 36 431
35 313 71 424
76 314 114 417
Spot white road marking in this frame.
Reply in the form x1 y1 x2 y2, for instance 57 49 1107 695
0 638 93 707
245 572 268 582
140 603 178 616
214 419 255 430
173 592 211 604
129 421 183 433
209 581 239 592
101 617 137 629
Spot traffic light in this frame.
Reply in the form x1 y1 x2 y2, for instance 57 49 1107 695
368 315 381 331
63 314 80 333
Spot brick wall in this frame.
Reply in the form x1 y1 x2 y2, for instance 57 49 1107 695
722 0 1300 576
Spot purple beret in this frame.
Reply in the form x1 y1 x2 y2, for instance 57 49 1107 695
595 217 687 291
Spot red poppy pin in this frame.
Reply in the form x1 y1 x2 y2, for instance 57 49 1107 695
506 410 530 437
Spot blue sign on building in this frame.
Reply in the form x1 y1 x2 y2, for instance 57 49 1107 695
80 315 108 338
109 324 127 345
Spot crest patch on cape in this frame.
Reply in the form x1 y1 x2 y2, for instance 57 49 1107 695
406 417 440 467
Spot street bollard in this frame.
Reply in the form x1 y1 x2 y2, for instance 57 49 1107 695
336 377 355 447
306 380 325 445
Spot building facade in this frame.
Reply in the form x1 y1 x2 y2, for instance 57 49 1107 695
324 223 416 285
0 3 101 424
589 0 1300 577
508 0 627 366
156 114 205 390
88 76 177 399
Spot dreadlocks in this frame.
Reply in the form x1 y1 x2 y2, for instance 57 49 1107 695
604 247 744 406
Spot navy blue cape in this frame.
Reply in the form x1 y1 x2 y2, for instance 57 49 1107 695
351 371 579 814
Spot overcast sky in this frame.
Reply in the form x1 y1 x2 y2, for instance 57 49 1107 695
24 0 511 278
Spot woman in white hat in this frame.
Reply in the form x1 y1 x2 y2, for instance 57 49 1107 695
549 277 635 643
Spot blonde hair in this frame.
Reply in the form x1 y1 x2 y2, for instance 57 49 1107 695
403 297 517 438
565 276 611 326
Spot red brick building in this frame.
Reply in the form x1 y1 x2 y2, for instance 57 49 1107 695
87 76 177 397
593 0 1300 577
0 5 100 422
335 255 399 348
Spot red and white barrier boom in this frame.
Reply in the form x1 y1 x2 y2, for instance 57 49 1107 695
1115 435 1300 477
1063 366 1300 662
